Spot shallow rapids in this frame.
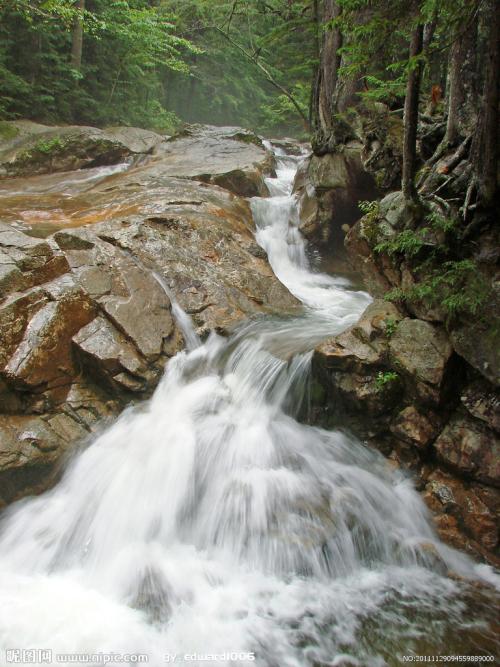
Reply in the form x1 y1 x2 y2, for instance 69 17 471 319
0 144 498 666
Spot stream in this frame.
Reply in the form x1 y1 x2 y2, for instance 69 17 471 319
0 144 498 666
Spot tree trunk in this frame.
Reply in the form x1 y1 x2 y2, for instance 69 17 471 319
473 0 499 207
445 15 478 146
71 0 85 70
315 0 342 133
402 14 424 203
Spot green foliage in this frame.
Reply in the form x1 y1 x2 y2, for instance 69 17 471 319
359 199 380 218
16 136 66 162
374 211 459 259
32 137 64 154
0 120 19 139
0 0 195 129
385 259 489 319
0 0 315 134
375 370 399 391
165 0 315 134
375 229 426 258
384 317 398 338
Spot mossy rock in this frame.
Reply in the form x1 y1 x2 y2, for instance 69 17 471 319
0 122 20 141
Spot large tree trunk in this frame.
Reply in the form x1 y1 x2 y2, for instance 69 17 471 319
445 14 478 146
315 0 342 133
71 0 85 70
473 0 499 207
402 14 424 203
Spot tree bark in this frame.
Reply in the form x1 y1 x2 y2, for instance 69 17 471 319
473 0 499 207
71 0 85 70
445 15 478 146
402 14 424 203
315 0 342 133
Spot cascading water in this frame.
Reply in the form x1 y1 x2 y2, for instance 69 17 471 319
0 144 498 667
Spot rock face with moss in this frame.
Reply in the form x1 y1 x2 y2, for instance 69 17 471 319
293 105 405 253
0 121 169 177
0 125 298 507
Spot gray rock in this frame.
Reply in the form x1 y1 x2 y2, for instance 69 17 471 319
293 145 378 251
73 316 154 392
0 122 167 178
389 318 453 403
149 132 273 197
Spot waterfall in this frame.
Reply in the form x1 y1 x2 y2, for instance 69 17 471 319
0 144 497 667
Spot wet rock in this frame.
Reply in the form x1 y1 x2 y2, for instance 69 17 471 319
461 381 500 433
389 319 453 405
0 415 71 506
0 122 167 178
0 287 49 368
268 137 309 156
103 126 168 154
294 146 378 251
0 135 299 504
0 223 69 297
423 468 499 560
390 406 440 449
150 127 273 197
81 174 299 335
62 380 119 423
180 124 264 148
433 415 500 487
73 316 155 393
313 306 453 431
312 301 404 431
449 315 500 387
99 262 174 361
3 276 96 390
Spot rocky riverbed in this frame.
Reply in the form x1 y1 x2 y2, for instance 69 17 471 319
0 118 498 569
0 122 298 506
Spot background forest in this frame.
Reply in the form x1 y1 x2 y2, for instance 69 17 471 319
0 0 493 140
0 0 316 134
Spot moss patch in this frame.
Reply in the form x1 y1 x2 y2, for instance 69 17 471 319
0 122 20 141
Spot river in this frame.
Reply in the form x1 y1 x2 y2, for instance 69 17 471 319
0 144 498 666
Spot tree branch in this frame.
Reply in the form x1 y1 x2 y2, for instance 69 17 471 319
213 26 310 129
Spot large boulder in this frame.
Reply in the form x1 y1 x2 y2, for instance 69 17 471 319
433 415 500 488
0 122 168 178
311 300 500 563
422 468 500 563
449 315 500 387
460 380 500 433
0 122 274 200
312 302 455 431
152 126 273 197
388 318 454 405
293 144 378 252
344 191 417 298
311 300 404 434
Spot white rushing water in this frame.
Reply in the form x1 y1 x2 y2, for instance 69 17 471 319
0 144 498 667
